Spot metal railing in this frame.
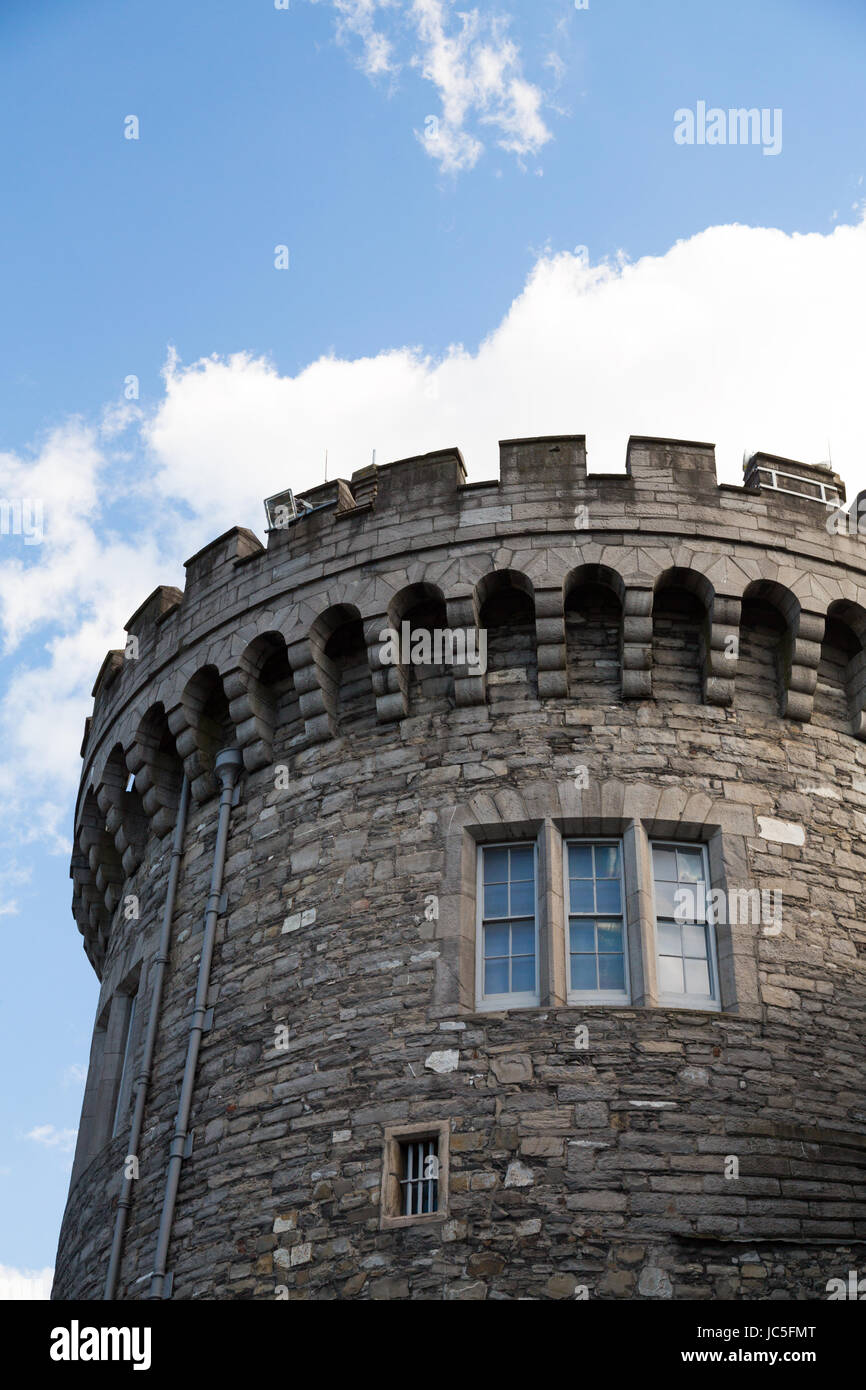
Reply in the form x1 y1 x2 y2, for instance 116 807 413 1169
753 466 841 506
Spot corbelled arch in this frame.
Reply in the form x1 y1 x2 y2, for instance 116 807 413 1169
225 631 302 771
73 787 125 971
301 603 377 740
740 579 821 722
652 567 715 706
95 743 148 878
564 563 625 701
126 702 185 838
818 598 866 740
167 665 237 802
474 568 538 706
373 582 454 721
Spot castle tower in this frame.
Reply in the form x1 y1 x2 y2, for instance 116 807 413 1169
53 436 866 1300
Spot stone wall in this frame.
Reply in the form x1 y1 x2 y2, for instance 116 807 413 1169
54 437 866 1300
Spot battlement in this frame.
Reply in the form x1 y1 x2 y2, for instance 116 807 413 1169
103 436 860 670
70 432 866 971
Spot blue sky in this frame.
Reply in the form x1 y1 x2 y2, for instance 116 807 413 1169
1 0 865 1295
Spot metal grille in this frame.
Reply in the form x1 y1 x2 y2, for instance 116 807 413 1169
399 1138 439 1216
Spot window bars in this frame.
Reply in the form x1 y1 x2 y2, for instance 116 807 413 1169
399 1137 439 1216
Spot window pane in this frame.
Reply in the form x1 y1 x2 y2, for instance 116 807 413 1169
683 922 708 959
511 956 535 993
571 954 597 990
483 882 508 918
598 954 625 991
569 919 595 953
655 880 678 918
484 923 509 957
685 957 711 996
677 848 704 882
484 958 509 994
568 844 593 878
653 846 678 881
510 879 535 917
569 879 595 913
509 846 534 880
658 954 685 994
596 879 622 914
657 920 682 955
483 847 508 883
594 844 621 878
510 920 535 956
597 919 623 952
673 885 699 922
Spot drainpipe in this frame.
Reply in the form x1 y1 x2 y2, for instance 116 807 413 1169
104 772 191 1301
149 747 243 1299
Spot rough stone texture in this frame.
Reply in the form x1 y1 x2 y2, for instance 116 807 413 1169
54 437 866 1301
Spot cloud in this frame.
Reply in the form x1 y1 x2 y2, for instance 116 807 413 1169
0 1264 53 1300
330 0 398 77
309 0 553 172
0 419 187 871
144 217 866 511
0 862 31 919
3 214 866 889
62 1065 87 1088
24 1126 78 1153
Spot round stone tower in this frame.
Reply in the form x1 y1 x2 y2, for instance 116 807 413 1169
53 435 866 1301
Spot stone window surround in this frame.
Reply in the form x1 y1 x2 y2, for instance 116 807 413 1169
380 1120 451 1230
71 964 142 1184
436 786 760 1021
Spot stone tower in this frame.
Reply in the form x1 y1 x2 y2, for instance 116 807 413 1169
53 436 866 1301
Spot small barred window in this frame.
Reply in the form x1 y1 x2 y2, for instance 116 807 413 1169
381 1121 449 1229
398 1136 439 1216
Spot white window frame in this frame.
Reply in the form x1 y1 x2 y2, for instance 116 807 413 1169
564 837 630 1006
475 840 540 1011
650 840 721 1012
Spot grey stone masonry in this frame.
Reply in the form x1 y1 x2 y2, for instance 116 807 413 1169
55 436 866 1300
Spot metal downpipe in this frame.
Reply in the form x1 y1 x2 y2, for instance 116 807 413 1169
149 747 243 1299
103 772 191 1301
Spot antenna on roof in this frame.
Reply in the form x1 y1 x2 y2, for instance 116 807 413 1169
372 449 376 467
325 449 328 483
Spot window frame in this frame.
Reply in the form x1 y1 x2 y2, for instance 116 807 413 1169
111 990 138 1139
380 1121 450 1230
475 839 540 1012
563 836 631 1006
650 840 721 1012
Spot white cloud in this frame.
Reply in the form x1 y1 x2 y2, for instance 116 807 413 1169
309 0 553 172
24 1126 77 1153
62 1065 87 1088
330 0 398 77
0 861 31 919
0 1263 53 1300
0 420 187 874
144 217 866 509
3 214 866 889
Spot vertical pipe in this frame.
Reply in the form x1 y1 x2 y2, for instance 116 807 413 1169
149 748 242 1299
104 773 190 1301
